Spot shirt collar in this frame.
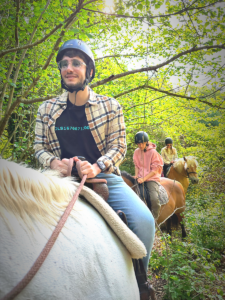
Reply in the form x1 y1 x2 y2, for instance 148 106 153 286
56 87 98 106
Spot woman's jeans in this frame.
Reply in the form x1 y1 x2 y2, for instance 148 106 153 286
96 172 155 272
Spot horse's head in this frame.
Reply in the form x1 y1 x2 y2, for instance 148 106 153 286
183 156 199 184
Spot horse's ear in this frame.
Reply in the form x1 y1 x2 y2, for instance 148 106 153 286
183 156 187 162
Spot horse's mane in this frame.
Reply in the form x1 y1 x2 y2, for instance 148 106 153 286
0 159 77 227
173 156 198 173
121 171 135 185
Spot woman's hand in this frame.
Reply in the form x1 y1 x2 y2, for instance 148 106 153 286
137 177 144 184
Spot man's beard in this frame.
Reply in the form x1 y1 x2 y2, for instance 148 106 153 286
63 78 84 90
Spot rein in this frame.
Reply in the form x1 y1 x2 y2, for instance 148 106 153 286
1 157 86 300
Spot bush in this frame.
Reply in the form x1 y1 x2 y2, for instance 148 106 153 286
149 237 224 299
149 190 225 299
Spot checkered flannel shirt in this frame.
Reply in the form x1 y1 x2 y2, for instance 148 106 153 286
34 88 126 175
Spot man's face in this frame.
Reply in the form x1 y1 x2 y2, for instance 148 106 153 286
60 55 87 90
137 142 147 151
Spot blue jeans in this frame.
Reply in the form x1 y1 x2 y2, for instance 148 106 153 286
96 173 155 272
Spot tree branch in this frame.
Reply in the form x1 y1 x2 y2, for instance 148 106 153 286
83 1 224 21
20 95 57 104
6 0 52 115
95 53 141 61
15 0 20 46
118 83 225 110
0 0 98 58
90 44 225 89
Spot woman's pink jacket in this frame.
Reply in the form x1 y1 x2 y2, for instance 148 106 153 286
133 143 164 182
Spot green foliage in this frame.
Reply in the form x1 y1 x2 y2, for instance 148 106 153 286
150 237 224 299
149 186 225 299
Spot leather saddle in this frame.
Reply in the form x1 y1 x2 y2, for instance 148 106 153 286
69 156 109 202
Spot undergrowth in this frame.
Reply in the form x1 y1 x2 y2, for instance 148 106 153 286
149 187 225 299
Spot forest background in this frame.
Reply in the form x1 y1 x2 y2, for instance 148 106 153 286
0 0 225 298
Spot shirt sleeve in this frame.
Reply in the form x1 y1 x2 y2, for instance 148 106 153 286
97 103 126 174
150 150 162 172
34 104 60 168
133 149 139 167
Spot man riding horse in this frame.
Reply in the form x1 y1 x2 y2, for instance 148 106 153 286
34 39 155 299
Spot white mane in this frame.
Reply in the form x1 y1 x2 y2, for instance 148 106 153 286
0 159 77 227
173 156 198 173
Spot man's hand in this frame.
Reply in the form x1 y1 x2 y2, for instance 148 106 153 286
50 158 69 176
79 161 101 178
137 177 144 184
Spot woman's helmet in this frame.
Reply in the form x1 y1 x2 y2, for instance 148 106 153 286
56 39 95 92
165 137 173 145
135 131 149 144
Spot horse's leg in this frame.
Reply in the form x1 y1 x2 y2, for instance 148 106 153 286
166 217 172 237
177 214 187 239
181 223 187 239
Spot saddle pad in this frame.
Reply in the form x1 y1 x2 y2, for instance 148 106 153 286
158 184 169 205
73 182 147 260
138 182 169 206
166 165 172 177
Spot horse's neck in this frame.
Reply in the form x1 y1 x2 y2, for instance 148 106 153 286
169 166 189 194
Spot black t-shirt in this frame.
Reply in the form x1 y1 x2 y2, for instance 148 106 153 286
55 99 101 164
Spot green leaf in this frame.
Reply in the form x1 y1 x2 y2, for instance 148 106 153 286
70 28 80 34
85 32 93 38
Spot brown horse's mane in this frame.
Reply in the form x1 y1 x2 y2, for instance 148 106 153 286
0 159 77 228
121 171 135 185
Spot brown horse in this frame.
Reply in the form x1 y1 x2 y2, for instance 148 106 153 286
121 171 187 238
167 156 199 194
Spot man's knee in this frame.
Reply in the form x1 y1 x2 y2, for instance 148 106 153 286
141 209 155 232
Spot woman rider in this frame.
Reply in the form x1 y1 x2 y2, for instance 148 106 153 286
133 131 163 219
161 137 178 177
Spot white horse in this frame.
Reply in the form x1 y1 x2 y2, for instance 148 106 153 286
0 159 146 300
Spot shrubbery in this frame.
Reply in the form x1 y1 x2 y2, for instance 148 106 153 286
149 187 225 299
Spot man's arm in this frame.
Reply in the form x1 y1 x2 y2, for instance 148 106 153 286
97 102 126 174
34 104 60 168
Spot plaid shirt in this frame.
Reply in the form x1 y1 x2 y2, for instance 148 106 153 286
34 88 126 175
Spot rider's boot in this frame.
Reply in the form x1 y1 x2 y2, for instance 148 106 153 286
133 259 157 300
117 210 157 300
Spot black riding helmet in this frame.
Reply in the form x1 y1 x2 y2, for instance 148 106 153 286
56 39 95 93
135 131 149 144
165 137 173 145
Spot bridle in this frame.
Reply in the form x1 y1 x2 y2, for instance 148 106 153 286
186 167 198 178
172 165 197 179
